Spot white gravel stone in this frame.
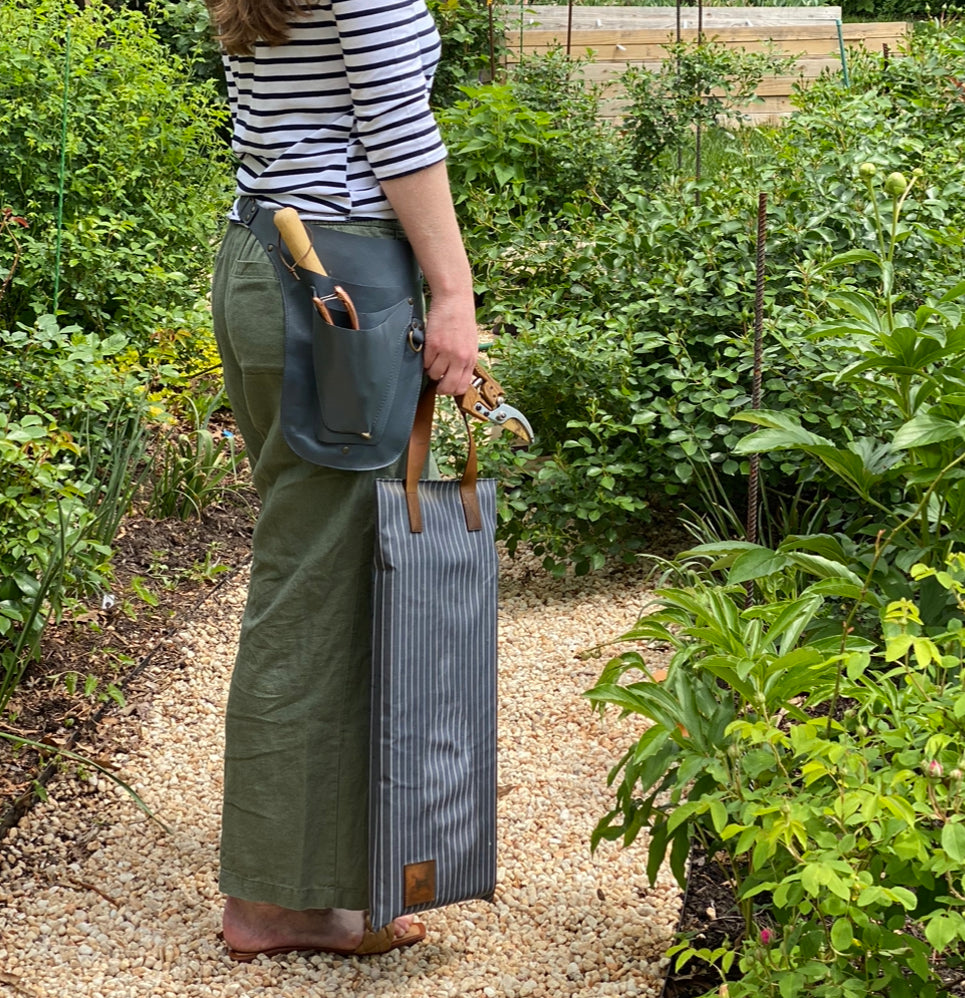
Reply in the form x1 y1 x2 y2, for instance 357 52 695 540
0 549 680 996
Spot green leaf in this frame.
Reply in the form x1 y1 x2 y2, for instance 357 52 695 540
778 971 807 998
881 795 916 826
733 419 826 454
830 917 853 952
892 412 965 449
708 799 728 834
827 291 885 329
728 548 791 584
889 886 919 911
942 820 965 862
939 281 965 304
925 913 964 952
825 248 881 270
666 799 707 835
786 553 864 586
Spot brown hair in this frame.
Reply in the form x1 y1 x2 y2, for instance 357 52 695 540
205 0 311 55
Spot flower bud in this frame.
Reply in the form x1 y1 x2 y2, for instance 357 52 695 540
884 171 908 197
760 927 774 945
952 769 963 781
912 167 924 178
858 162 877 179
926 760 943 778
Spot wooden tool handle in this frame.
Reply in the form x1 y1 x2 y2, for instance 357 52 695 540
272 207 328 276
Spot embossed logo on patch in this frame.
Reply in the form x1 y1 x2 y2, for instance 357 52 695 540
404 860 436 906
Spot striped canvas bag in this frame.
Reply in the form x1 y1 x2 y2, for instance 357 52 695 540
369 387 498 930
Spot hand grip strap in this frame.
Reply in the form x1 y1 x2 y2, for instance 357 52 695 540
404 386 482 534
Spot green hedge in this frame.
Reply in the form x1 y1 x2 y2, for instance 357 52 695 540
0 0 231 347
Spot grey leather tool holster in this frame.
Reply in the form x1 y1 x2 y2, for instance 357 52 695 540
236 196 426 471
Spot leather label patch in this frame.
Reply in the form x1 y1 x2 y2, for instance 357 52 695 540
404 860 436 907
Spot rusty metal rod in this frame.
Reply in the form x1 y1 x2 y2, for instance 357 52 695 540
745 192 767 606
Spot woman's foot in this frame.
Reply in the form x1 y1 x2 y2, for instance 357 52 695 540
222 898 421 960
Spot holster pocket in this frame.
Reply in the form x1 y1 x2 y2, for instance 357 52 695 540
311 296 423 445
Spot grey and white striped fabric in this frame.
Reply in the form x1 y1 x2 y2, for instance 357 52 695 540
369 476 498 929
220 0 447 222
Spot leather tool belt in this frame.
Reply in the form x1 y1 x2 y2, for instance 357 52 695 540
236 196 426 471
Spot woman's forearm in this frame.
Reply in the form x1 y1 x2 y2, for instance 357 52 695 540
381 160 477 396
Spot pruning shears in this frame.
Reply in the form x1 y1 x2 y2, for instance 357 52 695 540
457 364 534 445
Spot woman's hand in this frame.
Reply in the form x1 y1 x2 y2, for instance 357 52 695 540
422 292 478 396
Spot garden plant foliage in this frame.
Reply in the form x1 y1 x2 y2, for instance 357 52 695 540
551 18 965 995
0 0 234 711
441 21 965 574
0 0 231 344
1 0 965 989
0 0 500 716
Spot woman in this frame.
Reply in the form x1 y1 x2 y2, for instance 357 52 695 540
206 0 478 960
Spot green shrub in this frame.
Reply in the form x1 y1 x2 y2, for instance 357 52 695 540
622 38 794 175
431 24 965 571
472 186 880 571
0 0 231 347
503 48 631 210
586 554 965 997
142 0 224 85
0 316 151 706
0 314 147 566
428 0 507 108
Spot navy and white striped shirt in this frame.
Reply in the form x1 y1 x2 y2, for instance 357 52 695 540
222 0 446 220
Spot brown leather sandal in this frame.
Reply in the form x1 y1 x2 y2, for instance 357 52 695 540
224 919 426 963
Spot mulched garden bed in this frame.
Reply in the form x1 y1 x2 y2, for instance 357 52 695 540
0 498 256 835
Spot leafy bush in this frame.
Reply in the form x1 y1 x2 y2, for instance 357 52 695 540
470 183 885 571
586 554 965 997
141 0 225 85
438 83 566 213
0 316 150 703
430 22 965 571
730 166 965 622
0 0 231 347
504 48 631 209
622 38 794 174
428 0 507 108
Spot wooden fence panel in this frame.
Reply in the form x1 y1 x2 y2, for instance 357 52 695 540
503 6 908 122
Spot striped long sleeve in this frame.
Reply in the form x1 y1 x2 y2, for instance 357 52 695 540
222 0 446 220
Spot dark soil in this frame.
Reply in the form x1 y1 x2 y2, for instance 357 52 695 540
0 496 256 835
661 849 743 998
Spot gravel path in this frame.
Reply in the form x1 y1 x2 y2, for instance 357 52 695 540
0 552 679 998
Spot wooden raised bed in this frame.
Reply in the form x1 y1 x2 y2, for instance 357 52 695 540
504 6 909 122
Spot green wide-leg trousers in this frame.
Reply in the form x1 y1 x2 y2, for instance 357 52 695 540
211 221 408 910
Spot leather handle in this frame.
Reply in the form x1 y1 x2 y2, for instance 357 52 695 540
405 386 482 534
272 207 329 276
